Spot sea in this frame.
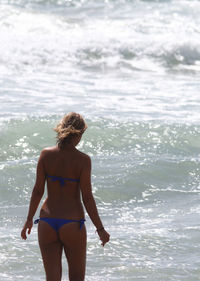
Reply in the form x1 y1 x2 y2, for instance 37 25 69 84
0 0 200 280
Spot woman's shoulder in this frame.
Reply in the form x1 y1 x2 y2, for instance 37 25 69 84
42 146 58 152
40 146 58 157
75 149 91 164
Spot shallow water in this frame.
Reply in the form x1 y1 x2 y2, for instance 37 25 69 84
0 0 200 280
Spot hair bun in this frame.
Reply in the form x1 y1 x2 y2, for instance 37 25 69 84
54 112 87 148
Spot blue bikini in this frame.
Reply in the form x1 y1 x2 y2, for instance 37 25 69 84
46 174 80 187
34 174 85 232
34 217 85 231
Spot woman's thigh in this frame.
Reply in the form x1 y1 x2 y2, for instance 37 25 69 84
38 221 63 281
59 223 87 281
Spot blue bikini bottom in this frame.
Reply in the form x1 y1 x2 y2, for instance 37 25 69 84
34 217 85 232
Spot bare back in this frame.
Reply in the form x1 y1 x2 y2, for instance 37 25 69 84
40 146 87 219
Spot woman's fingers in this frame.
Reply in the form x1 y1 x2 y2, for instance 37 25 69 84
99 230 110 246
21 220 33 240
28 227 32 235
21 228 27 240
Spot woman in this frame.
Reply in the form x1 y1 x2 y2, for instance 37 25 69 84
21 112 110 281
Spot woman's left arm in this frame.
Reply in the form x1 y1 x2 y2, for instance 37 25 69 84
21 150 46 240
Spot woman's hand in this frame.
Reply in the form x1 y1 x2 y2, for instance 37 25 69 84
97 228 110 247
21 219 33 240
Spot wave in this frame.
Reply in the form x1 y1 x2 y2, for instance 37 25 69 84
1 28 200 75
1 0 200 74
3 0 173 6
1 117 200 205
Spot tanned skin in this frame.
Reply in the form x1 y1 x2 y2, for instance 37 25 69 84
21 134 110 281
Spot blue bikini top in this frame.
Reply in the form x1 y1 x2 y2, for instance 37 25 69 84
47 174 80 187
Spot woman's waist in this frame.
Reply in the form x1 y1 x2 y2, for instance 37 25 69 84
40 199 84 218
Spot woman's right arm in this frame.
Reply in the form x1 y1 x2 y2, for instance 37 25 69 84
21 150 46 240
80 155 110 246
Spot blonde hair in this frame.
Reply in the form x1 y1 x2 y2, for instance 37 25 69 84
54 112 87 148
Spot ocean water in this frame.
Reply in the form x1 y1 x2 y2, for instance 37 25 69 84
0 0 200 280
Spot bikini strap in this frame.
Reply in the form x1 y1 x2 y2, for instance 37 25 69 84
34 218 40 224
47 175 66 187
46 175 80 187
79 218 86 229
